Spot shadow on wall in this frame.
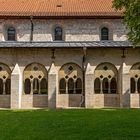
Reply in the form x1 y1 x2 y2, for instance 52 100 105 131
122 89 130 108
68 94 82 107
104 94 120 108
48 87 56 109
33 95 48 108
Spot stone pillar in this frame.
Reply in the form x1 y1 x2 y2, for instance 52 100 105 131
11 64 22 109
48 63 58 109
121 62 131 108
85 63 95 108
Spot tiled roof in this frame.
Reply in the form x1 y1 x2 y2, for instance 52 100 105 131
0 0 122 17
0 41 134 48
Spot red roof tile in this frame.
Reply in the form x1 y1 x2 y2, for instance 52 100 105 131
0 0 122 17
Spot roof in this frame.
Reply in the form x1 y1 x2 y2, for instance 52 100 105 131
0 41 135 48
0 0 122 18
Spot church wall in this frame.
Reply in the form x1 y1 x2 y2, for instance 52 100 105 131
0 19 128 42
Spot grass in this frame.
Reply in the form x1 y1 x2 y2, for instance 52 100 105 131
0 109 140 140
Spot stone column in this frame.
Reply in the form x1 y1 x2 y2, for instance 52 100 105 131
48 63 58 109
11 64 22 109
121 62 131 108
85 63 95 108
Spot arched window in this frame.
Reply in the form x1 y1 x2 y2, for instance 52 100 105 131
94 63 118 94
0 78 3 94
137 78 140 93
110 78 117 93
5 79 11 95
24 78 31 94
24 63 48 95
68 78 74 94
75 78 82 94
94 78 101 93
130 78 136 93
40 78 47 94
59 63 83 94
7 27 16 41
54 27 63 41
59 78 66 94
103 78 109 93
33 78 39 94
101 27 109 40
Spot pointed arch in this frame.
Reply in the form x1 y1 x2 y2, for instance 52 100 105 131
0 63 11 95
130 63 140 94
23 62 47 94
94 62 118 94
59 63 83 94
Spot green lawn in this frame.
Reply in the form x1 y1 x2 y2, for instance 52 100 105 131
0 109 140 140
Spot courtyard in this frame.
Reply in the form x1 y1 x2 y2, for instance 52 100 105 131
0 109 140 140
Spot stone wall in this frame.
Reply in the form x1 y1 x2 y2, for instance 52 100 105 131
0 47 139 109
57 94 82 108
130 94 140 108
21 95 48 109
0 19 128 41
0 95 10 108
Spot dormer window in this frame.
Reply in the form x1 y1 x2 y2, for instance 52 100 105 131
54 27 63 41
7 27 16 41
101 27 109 40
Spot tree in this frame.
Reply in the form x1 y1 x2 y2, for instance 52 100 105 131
113 0 140 47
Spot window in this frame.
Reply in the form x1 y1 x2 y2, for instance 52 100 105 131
94 78 101 93
137 78 140 93
7 27 16 41
103 78 109 93
75 78 82 94
110 78 117 93
0 64 11 95
24 78 31 94
94 63 118 94
130 78 135 93
68 78 74 94
5 79 11 95
59 63 83 94
40 78 47 94
130 63 140 94
101 27 109 40
59 78 66 94
23 63 48 95
0 78 3 94
54 27 63 41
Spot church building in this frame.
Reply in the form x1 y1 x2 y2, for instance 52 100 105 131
0 0 139 109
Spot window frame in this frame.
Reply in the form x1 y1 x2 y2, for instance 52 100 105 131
7 27 16 41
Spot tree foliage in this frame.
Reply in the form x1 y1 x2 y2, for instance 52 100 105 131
113 0 140 47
